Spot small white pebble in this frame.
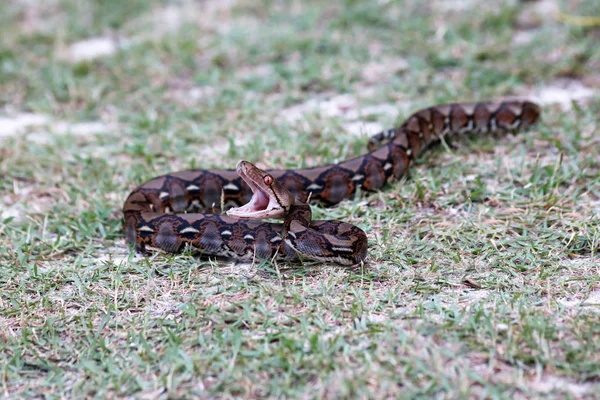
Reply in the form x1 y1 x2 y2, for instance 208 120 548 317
496 323 509 331
69 37 117 62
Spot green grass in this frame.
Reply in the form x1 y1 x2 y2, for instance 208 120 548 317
1 0 599 398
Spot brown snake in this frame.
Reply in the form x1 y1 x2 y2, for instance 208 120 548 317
123 101 541 265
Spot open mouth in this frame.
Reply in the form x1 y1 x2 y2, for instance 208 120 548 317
226 162 284 219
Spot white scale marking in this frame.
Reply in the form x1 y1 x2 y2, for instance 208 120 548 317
243 234 254 240
383 163 393 170
159 191 169 199
186 184 200 191
352 175 364 181
139 226 154 233
459 119 474 134
223 183 240 191
180 226 200 234
507 118 521 129
490 118 497 131
331 247 353 252
221 230 232 236
307 183 323 191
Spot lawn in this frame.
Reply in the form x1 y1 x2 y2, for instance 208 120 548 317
1 0 599 398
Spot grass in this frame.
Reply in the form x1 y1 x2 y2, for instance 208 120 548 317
1 0 599 398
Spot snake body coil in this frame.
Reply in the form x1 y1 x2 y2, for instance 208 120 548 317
123 101 541 265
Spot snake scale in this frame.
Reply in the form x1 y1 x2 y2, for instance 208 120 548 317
123 101 541 265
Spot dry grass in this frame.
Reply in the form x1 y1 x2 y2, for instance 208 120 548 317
1 0 599 398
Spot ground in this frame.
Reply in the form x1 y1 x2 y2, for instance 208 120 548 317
0 0 599 398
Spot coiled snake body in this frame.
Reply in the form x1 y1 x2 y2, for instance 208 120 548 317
123 101 541 265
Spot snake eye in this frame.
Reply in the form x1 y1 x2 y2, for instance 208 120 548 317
263 175 273 185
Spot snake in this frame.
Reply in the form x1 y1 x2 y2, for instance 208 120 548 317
123 100 541 265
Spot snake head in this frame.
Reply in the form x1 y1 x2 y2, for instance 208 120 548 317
226 160 295 219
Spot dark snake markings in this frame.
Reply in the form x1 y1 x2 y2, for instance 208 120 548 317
123 101 541 265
